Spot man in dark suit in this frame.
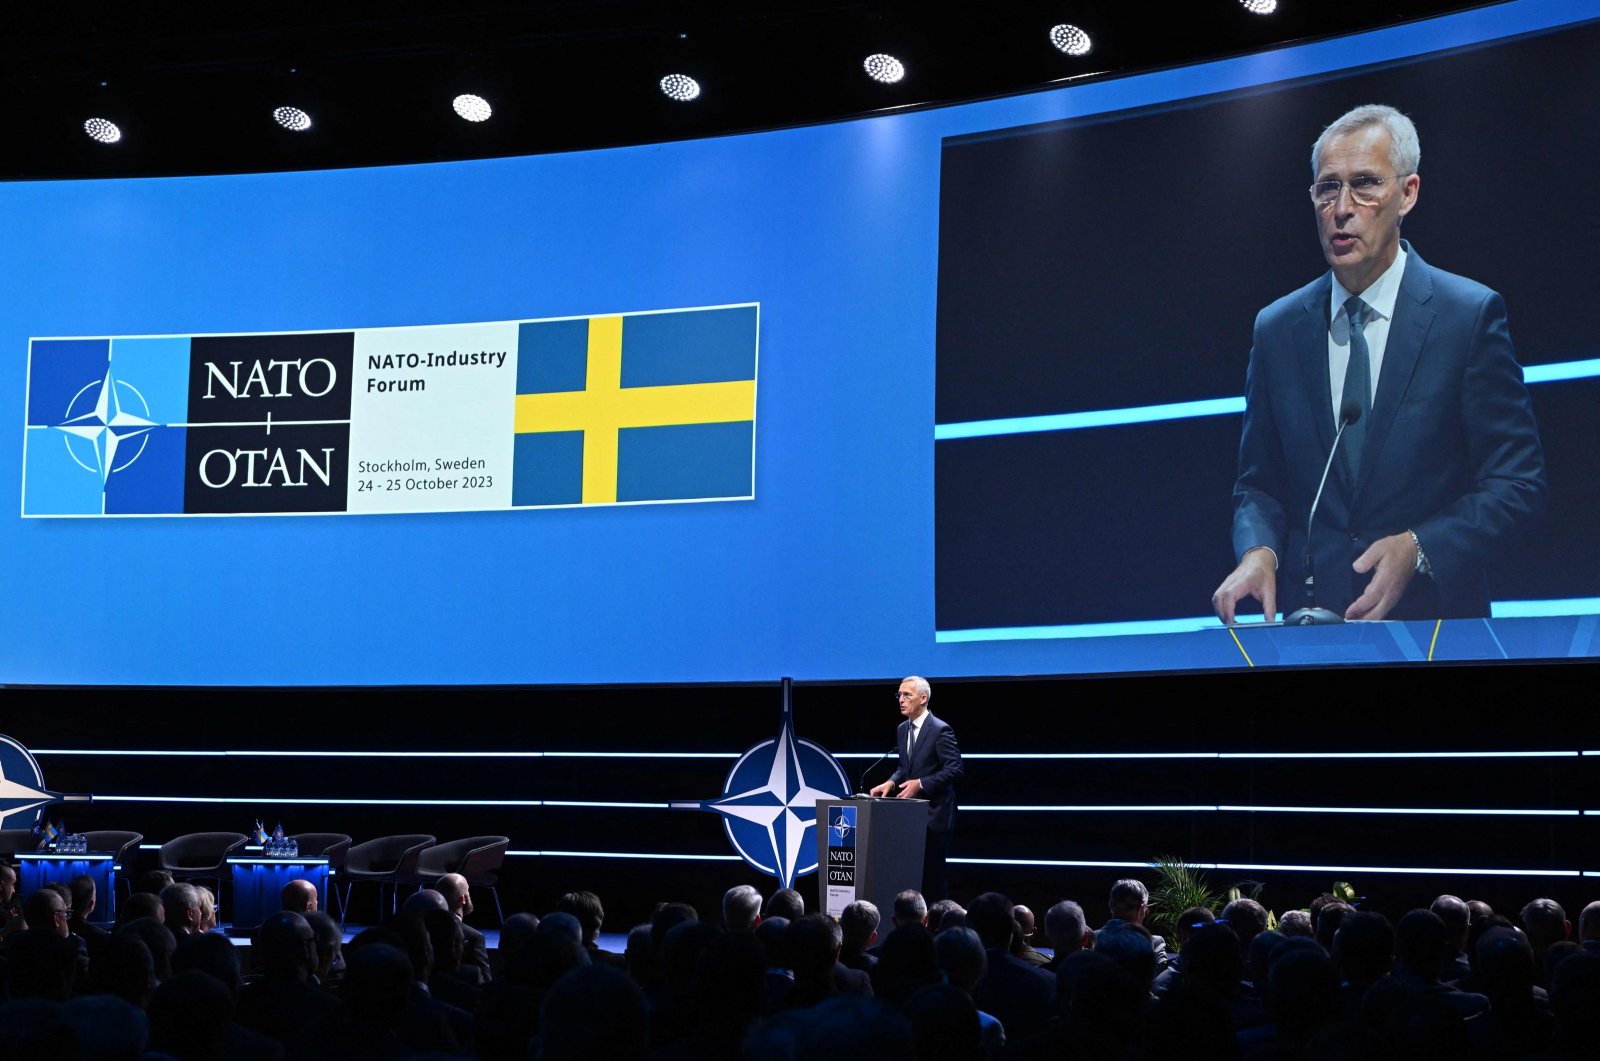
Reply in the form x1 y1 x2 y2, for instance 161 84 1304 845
1214 104 1544 625
438 872 491 983
868 675 964 902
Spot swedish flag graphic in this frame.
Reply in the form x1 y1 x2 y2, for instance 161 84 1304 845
512 305 757 507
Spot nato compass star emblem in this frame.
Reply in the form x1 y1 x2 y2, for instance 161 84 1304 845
829 808 855 845
0 735 68 831
671 701 849 888
55 366 159 482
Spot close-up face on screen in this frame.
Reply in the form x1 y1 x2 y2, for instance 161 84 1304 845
2 0 1595 686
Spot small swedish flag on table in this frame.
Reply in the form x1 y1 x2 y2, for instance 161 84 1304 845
512 304 758 507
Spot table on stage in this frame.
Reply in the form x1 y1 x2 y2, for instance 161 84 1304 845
226 856 331 932
17 853 118 925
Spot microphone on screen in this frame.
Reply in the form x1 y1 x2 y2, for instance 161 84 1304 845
1285 400 1363 626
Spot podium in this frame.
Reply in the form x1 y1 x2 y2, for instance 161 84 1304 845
816 798 927 920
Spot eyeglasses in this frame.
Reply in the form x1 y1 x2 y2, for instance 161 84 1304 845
896 692 917 700
1309 174 1410 208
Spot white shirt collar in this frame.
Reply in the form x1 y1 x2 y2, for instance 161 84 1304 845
1331 243 1407 324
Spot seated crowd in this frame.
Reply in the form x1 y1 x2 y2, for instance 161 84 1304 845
2 859 1599 1060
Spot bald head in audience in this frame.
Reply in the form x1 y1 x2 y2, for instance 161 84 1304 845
281 879 319 914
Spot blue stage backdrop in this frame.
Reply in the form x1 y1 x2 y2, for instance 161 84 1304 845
1 0 1596 685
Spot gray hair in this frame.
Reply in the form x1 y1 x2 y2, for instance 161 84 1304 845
894 889 928 924
1044 900 1088 945
840 900 881 949
901 675 931 702
1311 104 1420 177
159 882 199 912
1108 879 1149 914
722 884 763 931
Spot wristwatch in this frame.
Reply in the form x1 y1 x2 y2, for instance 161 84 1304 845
1409 530 1432 577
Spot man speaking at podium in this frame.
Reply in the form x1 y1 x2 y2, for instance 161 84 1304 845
1213 104 1544 625
869 675 964 901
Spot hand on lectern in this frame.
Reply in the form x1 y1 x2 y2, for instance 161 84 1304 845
896 778 923 799
869 780 895 798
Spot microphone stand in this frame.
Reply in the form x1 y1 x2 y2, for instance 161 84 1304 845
855 747 897 798
1285 401 1362 626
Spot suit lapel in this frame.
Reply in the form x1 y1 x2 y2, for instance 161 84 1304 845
1294 276 1336 459
1357 248 1435 504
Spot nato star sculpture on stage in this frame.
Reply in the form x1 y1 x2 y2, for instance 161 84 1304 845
0 735 66 830
672 703 849 888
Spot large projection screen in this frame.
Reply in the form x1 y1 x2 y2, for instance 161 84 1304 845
2 0 1596 685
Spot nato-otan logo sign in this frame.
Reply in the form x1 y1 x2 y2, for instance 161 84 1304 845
672 704 849 888
22 304 756 518
23 333 352 516
829 805 857 847
0 736 62 831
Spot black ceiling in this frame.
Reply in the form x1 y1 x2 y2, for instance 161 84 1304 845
0 1 1496 180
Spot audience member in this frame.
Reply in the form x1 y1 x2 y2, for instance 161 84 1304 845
1101 879 1169 968
117 892 163 928
303 909 343 985
1042 899 1093 973
933 926 1006 1056
928 898 966 933
158 883 203 937
280 879 318 914
1520 897 1571 982
1277 909 1312 938
438 872 491 983
840 900 880 972
557 888 623 967
968 891 1054 1042
64 993 148 1061
891 888 929 930
7 865 1600 1060
0 861 22 939
1011 904 1050 968
67 874 110 953
1430 893 1472 981
1219 897 1269 955
194 887 218 935
720 884 762 933
764 887 805 921
234 912 341 1058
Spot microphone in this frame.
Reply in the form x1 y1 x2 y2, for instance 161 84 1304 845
855 746 897 797
1285 400 1362 626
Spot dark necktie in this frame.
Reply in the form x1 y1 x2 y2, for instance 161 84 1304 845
1339 296 1371 481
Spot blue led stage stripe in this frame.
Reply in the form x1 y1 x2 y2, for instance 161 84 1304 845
955 858 1579 877
933 397 1246 441
35 748 1583 761
1491 598 1600 618
934 357 1600 442
937 617 1218 641
1524 358 1600 383
939 602 1600 643
531 850 742 861
967 805 1580 816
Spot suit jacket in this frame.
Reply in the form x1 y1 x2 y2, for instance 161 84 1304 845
890 712 964 833
460 920 490 983
1232 244 1545 619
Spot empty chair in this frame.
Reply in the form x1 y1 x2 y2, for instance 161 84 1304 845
157 831 248 895
289 832 353 916
340 834 434 922
0 828 42 857
416 835 510 924
83 830 145 911
85 830 145 868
